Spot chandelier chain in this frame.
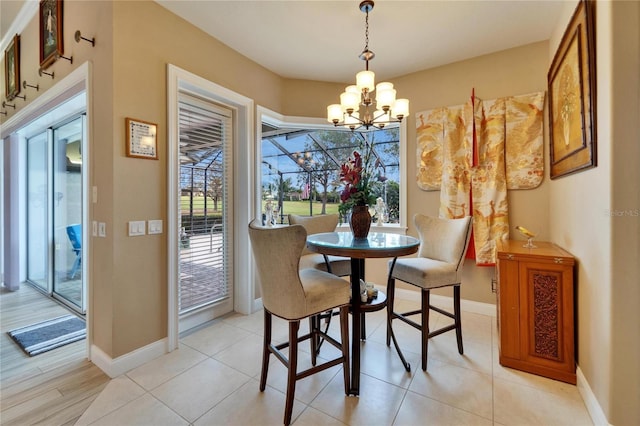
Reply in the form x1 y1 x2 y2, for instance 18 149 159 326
364 9 369 52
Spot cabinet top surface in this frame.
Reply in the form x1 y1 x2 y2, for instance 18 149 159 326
497 240 575 262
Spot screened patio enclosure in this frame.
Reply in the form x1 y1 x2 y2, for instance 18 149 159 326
178 98 231 314
260 123 401 223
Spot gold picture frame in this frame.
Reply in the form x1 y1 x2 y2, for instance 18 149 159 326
4 34 20 101
126 118 158 160
548 0 596 179
39 0 63 70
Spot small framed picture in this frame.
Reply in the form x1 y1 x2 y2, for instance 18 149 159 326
39 0 63 70
126 118 158 160
4 34 20 101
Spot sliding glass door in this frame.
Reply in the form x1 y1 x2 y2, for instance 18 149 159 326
52 117 84 309
27 132 49 292
26 115 85 313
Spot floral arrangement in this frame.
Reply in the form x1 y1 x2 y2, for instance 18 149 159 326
338 145 383 221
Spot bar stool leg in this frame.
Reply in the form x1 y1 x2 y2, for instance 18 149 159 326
284 320 299 425
260 310 272 391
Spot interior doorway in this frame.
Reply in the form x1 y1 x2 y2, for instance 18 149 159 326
26 114 86 313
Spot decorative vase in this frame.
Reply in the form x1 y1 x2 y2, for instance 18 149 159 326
349 204 372 239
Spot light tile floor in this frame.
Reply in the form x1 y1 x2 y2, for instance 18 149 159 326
76 298 593 425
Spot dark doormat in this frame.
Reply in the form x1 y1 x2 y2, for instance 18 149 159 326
7 314 86 356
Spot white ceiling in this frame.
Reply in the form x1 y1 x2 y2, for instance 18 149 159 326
155 0 567 83
2 1 567 84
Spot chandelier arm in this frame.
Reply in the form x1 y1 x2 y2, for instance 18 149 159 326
327 0 408 131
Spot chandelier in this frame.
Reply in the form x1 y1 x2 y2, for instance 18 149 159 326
327 0 409 131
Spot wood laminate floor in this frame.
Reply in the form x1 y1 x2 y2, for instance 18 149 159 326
0 284 110 426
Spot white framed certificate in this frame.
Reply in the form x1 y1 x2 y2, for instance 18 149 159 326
126 117 158 159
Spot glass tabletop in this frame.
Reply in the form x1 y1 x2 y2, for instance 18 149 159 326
306 232 420 258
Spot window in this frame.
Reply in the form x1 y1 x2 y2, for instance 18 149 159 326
258 109 407 229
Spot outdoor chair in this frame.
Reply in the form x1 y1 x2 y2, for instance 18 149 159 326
66 224 82 279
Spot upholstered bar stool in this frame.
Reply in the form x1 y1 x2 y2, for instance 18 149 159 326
288 214 351 277
386 214 472 371
288 214 352 359
248 221 351 425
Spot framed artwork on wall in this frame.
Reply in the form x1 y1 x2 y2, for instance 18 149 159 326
126 117 158 160
39 0 63 70
4 34 20 101
548 0 596 179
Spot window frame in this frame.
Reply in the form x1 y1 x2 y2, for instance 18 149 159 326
256 106 407 234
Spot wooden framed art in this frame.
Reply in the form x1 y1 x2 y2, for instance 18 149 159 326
39 0 63 69
548 0 596 179
4 34 20 101
126 118 158 160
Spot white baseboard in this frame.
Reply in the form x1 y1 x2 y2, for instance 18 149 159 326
389 286 497 317
577 366 610 426
252 297 263 313
90 339 168 378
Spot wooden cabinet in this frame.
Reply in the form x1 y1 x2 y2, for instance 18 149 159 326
496 240 576 384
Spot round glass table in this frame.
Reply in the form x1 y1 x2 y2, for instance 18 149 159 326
306 231 419 395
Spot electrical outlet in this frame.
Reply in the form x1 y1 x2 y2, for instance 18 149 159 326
98 222 106 237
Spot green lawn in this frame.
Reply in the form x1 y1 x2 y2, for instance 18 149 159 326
277 200 339 217
181 196 339 217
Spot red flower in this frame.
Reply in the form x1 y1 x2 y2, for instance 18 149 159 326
338 148 380 221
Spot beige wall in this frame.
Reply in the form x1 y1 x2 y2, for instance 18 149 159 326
283 42 552 304
105 1 284 357
0 0 118 355
548 1 640 424
609 1 640 422
0 0 285 358
3 1 639 422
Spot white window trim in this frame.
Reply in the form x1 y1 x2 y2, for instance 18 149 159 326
256 106 408 234
167 64 254 351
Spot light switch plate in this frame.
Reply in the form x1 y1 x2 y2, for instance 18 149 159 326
128 221 146 236
148 219 163 234
98 222 106 237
